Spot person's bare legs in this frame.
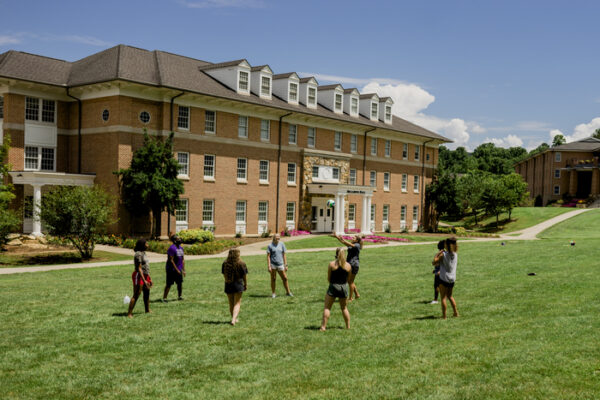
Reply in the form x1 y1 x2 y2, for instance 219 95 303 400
339 297 350 329
231 292 243 325
127 284 142 318
227 293 235 317
270 269 277 296
277 270 291 295
447 286 459 317
348 272 359 301
320 294 336 331
163 284 171 301
143 286 151 313
439 285 448 319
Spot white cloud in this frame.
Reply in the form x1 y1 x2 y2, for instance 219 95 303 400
179 0 265 8
0 35 21 46
47 35 112 47
549 117 600 143
483 134 523 148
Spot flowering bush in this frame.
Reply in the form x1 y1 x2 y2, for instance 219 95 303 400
345 228 361 234
280 229 311 237
178 228 214 244
96 234 125 246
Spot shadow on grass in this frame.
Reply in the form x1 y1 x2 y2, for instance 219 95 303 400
0 252 85 266
413 315 438 320
304 325 344 330
202 320 231 325
111 312 129 317
248 294 272 298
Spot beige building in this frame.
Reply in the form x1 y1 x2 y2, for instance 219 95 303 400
0 45 450 237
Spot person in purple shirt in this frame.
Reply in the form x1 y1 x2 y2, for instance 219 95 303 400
162 235 186 301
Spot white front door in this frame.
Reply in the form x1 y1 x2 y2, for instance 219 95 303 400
313 198 334 232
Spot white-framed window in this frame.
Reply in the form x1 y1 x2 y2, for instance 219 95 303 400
259 160 269 183
555 169 561 178
312 166 319 179
400 205 407 225
402 143 408 159
351 97 358 115
383 204 389 224
371 204 376 223
351 134 358 153
139 111 151 124
177 152 189 177
202 199 214 224
177 106 189 130
385 105 392 122
261 76 271 97
414 175 420 192
370 170 377 188
175 199 188 224
289 124 297 145
307 127 316 148
237 158 247 181
383 172 390 191
415 145 420 161
236 200 247 223
204 154 215 179
286 202 296 222
334 131 342 151
238 116 248 138
371 102 378 119
205 110 216 133
0 95 4 119
260 119 270 142
349 168 357 185
371 138 377 156
555 152 561 162
308 87 317 106
258 201 268 223
238 71 249 92
25 97 55 123
24 146 55 171
402 174 407 192
287 163 296 184
413 206 419 228
554 185 560 195
289 82 298 102
348 204 356 222
385 140 391 157
332 167 340 180
335 93 342 111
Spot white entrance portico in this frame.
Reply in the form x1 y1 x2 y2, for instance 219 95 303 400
9 171 96 236
307 184 373 235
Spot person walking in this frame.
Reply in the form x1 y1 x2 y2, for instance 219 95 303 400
429 240 445 304
433 237 459 319
333 233 362 301
222 248 248 326
267 233 292 298
320 248 352 331
127 239 152 318
163 235 185 301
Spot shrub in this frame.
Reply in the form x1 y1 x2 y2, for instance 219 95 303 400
186 240 241 255
147 240 170 253
260 229 271 238
235 232 242 238
0 209 20 247
384 224 391 233
454 227 467 236
178 228 214 244
122 238 137 249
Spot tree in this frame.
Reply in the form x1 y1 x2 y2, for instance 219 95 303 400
480 175 506 228
501 173 529 220
594 128 600 139
0 135 20 247
40 185 114 259
552 134 566 147
115 130 184 237
425 171 461 225
457 172 486 225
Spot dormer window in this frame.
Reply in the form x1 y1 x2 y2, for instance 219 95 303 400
238 71 249 91
200 59 252 96
379 97 394 124
360 93 379 120
251 65 273 99
335 94 342 112
273 72 300 104
289 83 298 102
351 98 358 115
385 105 392 122
261 76 271 97
308 87 316 106
371 102 378 120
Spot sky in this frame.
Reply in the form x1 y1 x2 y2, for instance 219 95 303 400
1 0 599 150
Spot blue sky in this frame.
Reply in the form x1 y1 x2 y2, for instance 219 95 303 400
1 0 599 150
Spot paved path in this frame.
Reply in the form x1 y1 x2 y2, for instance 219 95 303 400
0 208 591 275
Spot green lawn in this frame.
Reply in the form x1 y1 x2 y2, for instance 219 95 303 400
276 233 446 250
0 250 131 268
442 207 574 233
1 223 599 398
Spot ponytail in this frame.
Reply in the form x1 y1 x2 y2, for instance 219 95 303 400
336 247 346 269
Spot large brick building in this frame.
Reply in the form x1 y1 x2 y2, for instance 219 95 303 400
0 45 450 237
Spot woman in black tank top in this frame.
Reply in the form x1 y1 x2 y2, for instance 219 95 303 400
320 248 352 331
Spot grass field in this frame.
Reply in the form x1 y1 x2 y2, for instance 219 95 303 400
276 233 447 250
1 211 599 399
441 207 573 232
0 250 131 268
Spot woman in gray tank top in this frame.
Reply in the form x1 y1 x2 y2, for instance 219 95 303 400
433 237 459 319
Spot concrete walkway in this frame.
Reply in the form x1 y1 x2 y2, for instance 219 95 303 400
0 208 591 275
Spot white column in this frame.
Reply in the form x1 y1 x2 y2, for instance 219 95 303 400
335 193 346 235
366 195 372 234
32 184 43 237
333 194 341 234
361 194 370 234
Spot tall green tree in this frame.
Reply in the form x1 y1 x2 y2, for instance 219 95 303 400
481 175 506 228
0 135 20 246
501 173 529 220
115 130 184 237
457 172 486 225
552 134 566 147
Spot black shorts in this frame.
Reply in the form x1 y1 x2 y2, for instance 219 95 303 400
439 279 455 289
224 281 245 294
350 264 359 275
166 268 183 286
327 283 349 298
434 274 442 288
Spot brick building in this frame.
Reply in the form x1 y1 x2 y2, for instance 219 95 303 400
515 137 600 205
0 45 450 237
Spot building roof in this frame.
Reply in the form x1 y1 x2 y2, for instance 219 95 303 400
0 45 450 142
552 137 600 152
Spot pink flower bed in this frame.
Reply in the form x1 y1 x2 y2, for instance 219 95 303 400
341 235 409 243
345 228 361 233
281 229 311 236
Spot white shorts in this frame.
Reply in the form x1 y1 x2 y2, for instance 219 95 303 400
271 264 285 272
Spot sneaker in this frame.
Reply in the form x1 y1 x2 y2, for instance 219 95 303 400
178 297 184 301
271 293 277 298
429 300 438 304
286 293 294 297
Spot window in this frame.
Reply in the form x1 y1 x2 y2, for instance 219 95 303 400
258 201 268 222
41 99 55 122
102 109 109 122
238 116 248 138
307 127 316 148
383 172 390 191
335 93 342 111
371 138 377 156
555 169 561 178
261 76 271 96
312 166 319 179
554 185 560 195
236 201 246 223
414 175 420 192
332 167 340 180
237 158 247 181
25 97 55 123
239 71 249 91
289 82 298 101
349 168 357 185
175 199 188 223
139 111 150 124
26 97 39 121
348 204 356 222
555 152 561 162
260 120 270 141
259 160 269 182
385 140 391 157
287 163 296 184
351 97 358 115
370 171 376 188
385 105 392 121
177 106 189 130
371 102 378 119
308 87 316 106
24 146 54 171
177 152 189 177
401 205 406 223
383 205 389 223
413 206 419 223
0 96 3 119
205 110 216 133
402 174 407 191
25 146 38 169
415 145 420 161
202 200 214 224
402 143 408 159
288 124 297 144
426 153 430 161
371 204 376 222
204 154 215 179
286 202 296 222
334 131 342 151
351 134 357 153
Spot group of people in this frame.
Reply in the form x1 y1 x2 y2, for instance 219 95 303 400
126 231 459 325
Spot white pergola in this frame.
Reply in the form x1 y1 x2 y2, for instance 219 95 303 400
307 183 374 235
9 171 96 237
